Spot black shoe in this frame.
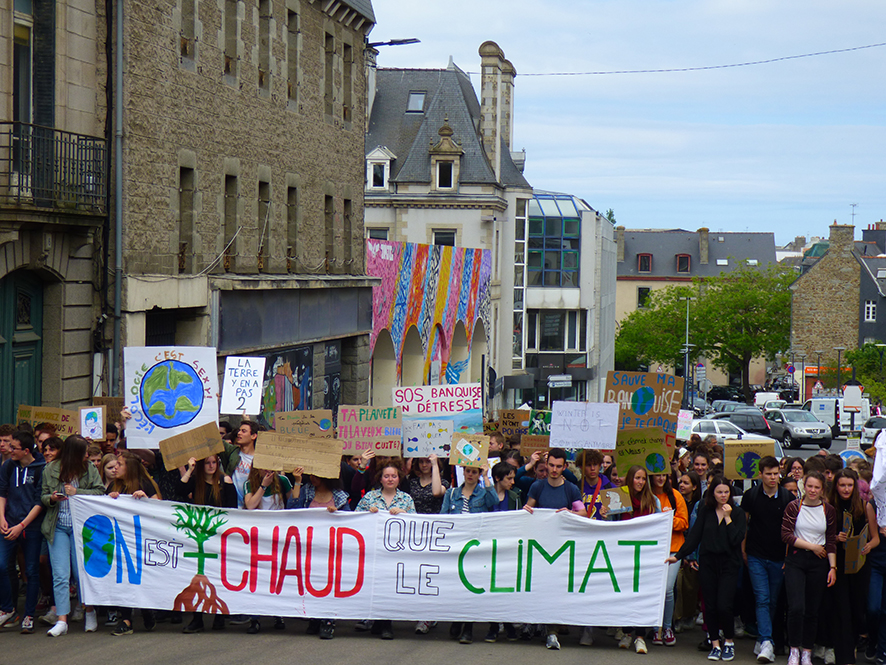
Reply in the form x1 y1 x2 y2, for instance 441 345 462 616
247 619 261 634
307 619 321 635
380 627 394 640
319 621 335 640
506 624 518 641
459 630 474 644
699 638 712 652
450 622 462 639
183 618 204 634
212 615 225 631
484 630 498 643
111 621 133 636
169 613 182 625
274 617 285 630
143 610 156 633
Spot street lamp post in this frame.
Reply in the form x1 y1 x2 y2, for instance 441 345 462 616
834 346 846 396
679 296 695 409
797 353 806 402
815 350 824 395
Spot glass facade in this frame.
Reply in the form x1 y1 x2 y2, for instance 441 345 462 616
527 193 581 287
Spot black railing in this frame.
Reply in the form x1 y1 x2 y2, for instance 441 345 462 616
0 121 107 214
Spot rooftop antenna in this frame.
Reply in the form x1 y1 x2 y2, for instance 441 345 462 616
851 203 858 224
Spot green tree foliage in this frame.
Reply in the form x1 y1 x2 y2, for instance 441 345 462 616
605 209 617 223
845 343 886 404
615 261 794 403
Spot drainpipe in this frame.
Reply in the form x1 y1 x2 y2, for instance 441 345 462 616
111 0 123 395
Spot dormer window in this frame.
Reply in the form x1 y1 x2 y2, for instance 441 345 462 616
676 254 691 273
428 117 463 192
407 91 425 112
365 146 397 192
638 253 652 273
437 162 453 189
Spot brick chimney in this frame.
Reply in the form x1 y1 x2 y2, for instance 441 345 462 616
698 227 709 265
479 41 505 181
616 226 625 262
793 235 805 251
829 223 855 250
500 59 515 153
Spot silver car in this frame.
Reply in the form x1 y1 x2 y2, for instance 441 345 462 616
764 409 832 450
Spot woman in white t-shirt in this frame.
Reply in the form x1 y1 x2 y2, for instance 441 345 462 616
781 470 837 665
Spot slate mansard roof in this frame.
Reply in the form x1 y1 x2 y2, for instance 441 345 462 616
366 64 530 188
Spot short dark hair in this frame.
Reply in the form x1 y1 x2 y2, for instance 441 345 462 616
803 455 826 474
106 423 119 435
693 451 711 464
240 420 261 436
219 421 232 435
0 424 14 437
547 448 567 463
12 430 35 453
759 456 779 473
576 449 604 467
492 461 515 482
823 454 843 472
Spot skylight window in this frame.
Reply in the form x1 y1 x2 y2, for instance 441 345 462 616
407 91 425 112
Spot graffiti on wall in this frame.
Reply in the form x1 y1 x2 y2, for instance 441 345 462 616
366 239 491 383
258 345 313 430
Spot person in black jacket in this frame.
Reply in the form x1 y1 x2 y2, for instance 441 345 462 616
669 475 747 662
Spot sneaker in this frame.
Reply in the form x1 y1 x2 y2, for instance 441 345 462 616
675 620 685 634
759 641 776 664
111 621 133 636
247 619 261 635
866 643 878 662
664 627 676 646
21 616 35 634
700 638 713 652
755 641 763 656
788 648 801 665
802 650 814 665
84 610 98 633
415 621 431 634
697 614 705 626
354 619 372 632
459 630 473 645
319 621 334 640
506 624 518 641
608 626 617 637
734 619 745 638
580 626 594 646
183 617 205 634
39 610 58 626
105 610 118 627
722 644 735 661
143 611 156 632
814 647 826 661
0 612 19 628
70 605 84 622
546 634 561 650
484 629 498 643
825 648 835 665
620 634 633 649
636 637 648 654
652 631 664 646
35 595 51 613
212 615 225 630
274 617 285 630
708 647 722 661
47 620 68 637
615 628 625 640
380 625 394 640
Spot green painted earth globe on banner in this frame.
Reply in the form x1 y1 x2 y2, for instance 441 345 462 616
631 386 656 416
140 360 203 428
645 452 667 474
82 515 114 578
736 452 762 479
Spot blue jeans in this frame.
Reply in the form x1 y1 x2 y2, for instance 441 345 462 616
0 529 42 617
747 555 784 645
48 525 80 618
662 558 681 629
867 546 886 660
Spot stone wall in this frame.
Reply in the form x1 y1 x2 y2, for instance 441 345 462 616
791 224 860 355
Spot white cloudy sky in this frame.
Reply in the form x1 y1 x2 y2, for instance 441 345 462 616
367 0 886 245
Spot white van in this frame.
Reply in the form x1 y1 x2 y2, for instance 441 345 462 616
754 392 780 408
802 397 870 436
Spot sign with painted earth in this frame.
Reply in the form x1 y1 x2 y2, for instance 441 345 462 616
645 452 668 474
735 452 761 479
723 440 773 480
124 347 220 449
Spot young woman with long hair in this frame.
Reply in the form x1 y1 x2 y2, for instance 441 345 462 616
781 470 837 665
651 473 689 647
618 466 662 654
674 471 703 633
406 453 449 516
98 453 118 490
826 469 879 665
40 435 105 636
668 475 747 662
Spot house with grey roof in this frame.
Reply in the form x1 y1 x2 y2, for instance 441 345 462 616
364 42 616 408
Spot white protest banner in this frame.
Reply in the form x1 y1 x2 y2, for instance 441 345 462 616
676 409 694 441
393 384 483 435
550 401 619 450
123 347 220 449
220 356 266 415
402 418 454 458
71 496 670 625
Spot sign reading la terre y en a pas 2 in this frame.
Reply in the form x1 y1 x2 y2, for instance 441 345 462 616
71 496 671 625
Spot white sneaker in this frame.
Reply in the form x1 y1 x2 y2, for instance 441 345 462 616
825 648 835 665
619 634 633 649
84 610 98 633
758 641 776 664
802 650 814 665
414 621 430 634
580 626 594 646
616 628 626 640
70 605 84 622
755 641 763 655
0 611 14 628
734 619 745 638
635 637 648 654
696 614 705 626
40 609 58 626
47 621 68 637
546 634 560 650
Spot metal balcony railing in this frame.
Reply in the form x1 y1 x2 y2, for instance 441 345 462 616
0 121 107 214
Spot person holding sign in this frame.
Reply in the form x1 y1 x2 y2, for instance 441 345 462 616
577 449 612 521
826 469 878 665
651 472 689 648
780 471 837 665
668 475 747 662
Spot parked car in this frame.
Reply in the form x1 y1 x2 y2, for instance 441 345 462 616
691 418 773 444
707 386 744 403
763 400 787 411
764 409 832 450
710 411 772 437
861 416 886 450
714 401 748 413
691 397 713 417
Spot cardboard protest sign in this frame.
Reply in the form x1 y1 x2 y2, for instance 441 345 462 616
483 421 500 436
275 410 335 438
605 371 684 436
842 511 854 537
123 346 220 449
845 524 870 575
676 410 693 441
519 434 551 457
220 356 266 415
615 427 670 475
17 405 78 436
403 419 453 458
450 434 489 468
158 422 225 471
528 410 552 435
723 439 775 480
79 406 105 440
601 487 632 516
498 409 530 438
93 396 125 423
252 431 341 478
393 384 482 435
337 405 402 455
550 401 619 450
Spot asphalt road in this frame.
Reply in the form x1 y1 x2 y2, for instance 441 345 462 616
3 615 773 665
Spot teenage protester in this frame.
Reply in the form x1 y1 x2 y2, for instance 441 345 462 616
356 460 415 640
523 448 587 651
406 453 449 515
741 456 795 664
652 472 689 647
674 471 703 633
99 454 118 490
615 465 662 654
222 420 259 508
577 449 612 520
781 470 837 665
827 469 878 665
482 461 521 643
107 451 163 635
515 450 579 500
782 476 800 500
87 445 102 469
0 431 45 633
0 425 13 465
694 453 711 492
602 453 614 472
40 435 105 636
785 458 805 482
669 475 748 662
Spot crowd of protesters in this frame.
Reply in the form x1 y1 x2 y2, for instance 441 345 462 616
1 416 886 665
